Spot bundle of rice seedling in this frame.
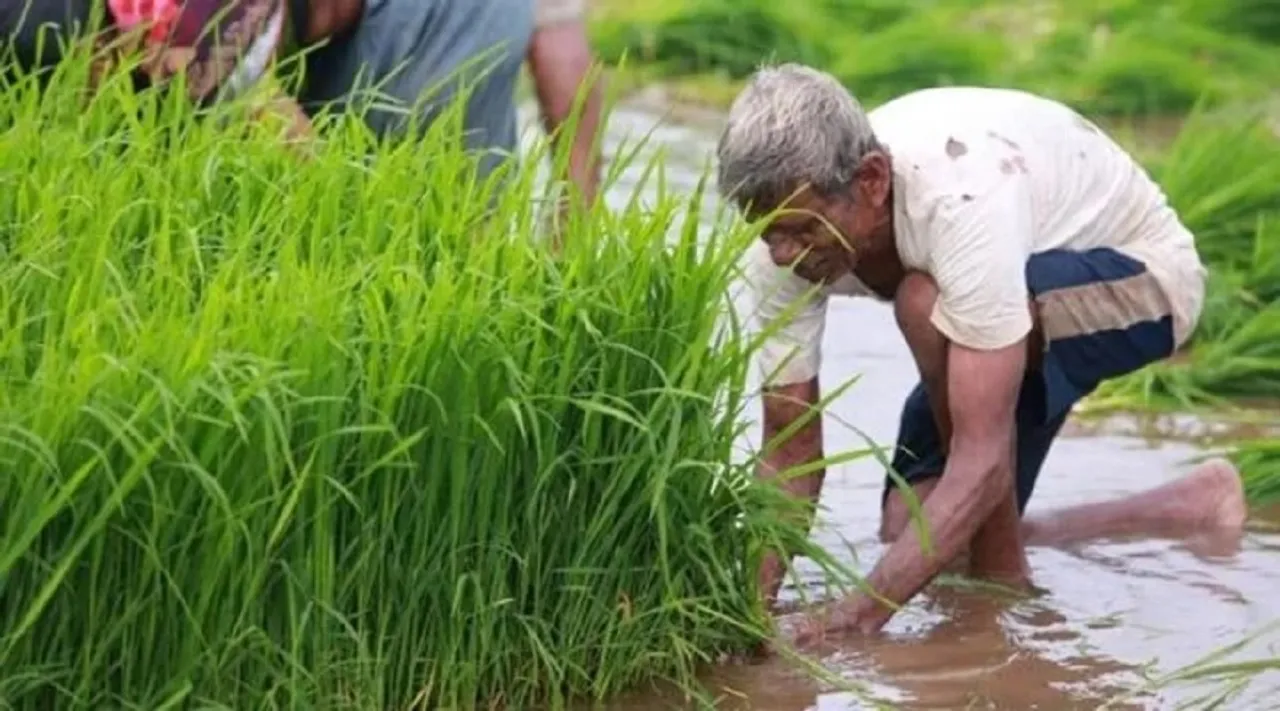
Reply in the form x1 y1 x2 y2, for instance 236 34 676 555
0 46 852 710
1236 440 1280 506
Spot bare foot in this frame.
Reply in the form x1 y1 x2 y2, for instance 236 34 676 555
1187 457 1248 531
1023 457 1248 550
1177 458 1248 559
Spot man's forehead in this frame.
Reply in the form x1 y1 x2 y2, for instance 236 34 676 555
745 186 823 223
765 212 816 233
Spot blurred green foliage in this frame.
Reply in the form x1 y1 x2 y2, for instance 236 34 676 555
589 0 1280 115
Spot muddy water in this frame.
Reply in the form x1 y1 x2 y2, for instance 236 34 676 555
519 100 1280 710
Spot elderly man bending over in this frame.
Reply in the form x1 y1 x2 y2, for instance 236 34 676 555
716 64 1248 642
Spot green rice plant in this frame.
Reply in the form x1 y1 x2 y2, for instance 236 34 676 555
589 0 1280 118
1071 0 1178 26
591 0 829 81
1007 18 1093 89
1017 9 1276 116
0 45 861 710
1178 0 1280 46
1235 440 1280 506
832 10 1011 106
651 3 827 79
1144 109 1280 273
809 0 918 32
1102 619 1280 709
1063 20 1273 116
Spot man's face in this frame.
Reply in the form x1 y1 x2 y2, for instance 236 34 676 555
759 191 856 283
755 152 893 284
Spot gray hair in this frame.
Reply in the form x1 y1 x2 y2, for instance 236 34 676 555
716 63 882 213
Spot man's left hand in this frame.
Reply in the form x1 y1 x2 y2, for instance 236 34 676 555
778 610 829 650
775 596 877 651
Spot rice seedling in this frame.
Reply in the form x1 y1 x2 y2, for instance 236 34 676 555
0 43 863 710
626 2 829 80
1060 16 1277 115
1236 441 1280 506
1100 618 1280 710
829 9 1011 105
1178 0 1280 46
1142 106 1280 268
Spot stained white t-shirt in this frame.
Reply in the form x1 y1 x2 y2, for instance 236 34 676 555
744 86 1207 388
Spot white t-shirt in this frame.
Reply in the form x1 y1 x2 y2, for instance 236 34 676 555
744 86 1207 388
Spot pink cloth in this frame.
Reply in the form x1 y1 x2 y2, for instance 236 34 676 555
101 0 285 104
107 0 182 43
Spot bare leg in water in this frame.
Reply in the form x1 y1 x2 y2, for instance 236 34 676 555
883 269 1248 562
881 459 1248 551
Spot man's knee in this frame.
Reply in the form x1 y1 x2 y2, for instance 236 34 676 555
894 271 949 380
893 270 941 334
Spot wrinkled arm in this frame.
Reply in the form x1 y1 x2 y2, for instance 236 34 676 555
744 241 832 607
526 15 604 204
834 167 1034 633
842 338 1025 632
758 377 825 607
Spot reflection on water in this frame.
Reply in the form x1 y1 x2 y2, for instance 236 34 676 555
518 100 1280 710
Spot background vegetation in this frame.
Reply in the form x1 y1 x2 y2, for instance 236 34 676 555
586 0 1280 118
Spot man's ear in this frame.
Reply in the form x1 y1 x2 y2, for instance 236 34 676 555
855 151 892 208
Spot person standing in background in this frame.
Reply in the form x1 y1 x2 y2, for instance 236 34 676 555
1 0 605 203
291 0 605 204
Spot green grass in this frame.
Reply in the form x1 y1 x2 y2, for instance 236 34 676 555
0 43 864 710
1236 440 1280 506
588 0 1280 117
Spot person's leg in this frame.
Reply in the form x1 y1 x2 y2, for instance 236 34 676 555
882 251 1247 553
883 415 1245 551
1021 458 1245 546
1018 247 1246 544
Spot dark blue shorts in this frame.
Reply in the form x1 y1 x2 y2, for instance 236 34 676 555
883 247 1179 514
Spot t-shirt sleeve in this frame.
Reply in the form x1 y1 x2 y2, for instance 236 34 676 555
534 0 586 27
925 174 1036 351
743 241 829 387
